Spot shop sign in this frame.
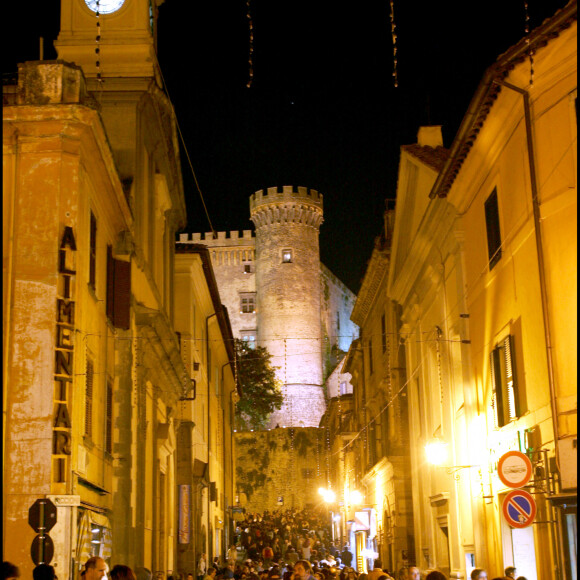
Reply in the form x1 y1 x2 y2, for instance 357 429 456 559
502 489 537 528
498 450 533 488
53 226 76 483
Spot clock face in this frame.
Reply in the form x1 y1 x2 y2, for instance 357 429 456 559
85 0 126 14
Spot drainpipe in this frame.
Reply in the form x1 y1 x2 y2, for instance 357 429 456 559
205 311 217 561
495 79 562 578
494 80 561 474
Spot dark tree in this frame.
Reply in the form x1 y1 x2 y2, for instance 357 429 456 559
234 339 284 430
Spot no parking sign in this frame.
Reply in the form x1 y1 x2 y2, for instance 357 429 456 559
502 489 537 528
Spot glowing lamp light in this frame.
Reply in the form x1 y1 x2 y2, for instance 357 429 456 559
361 549 379 559
332 514 341 522
350 490 363 505
318 488 336 503
425 438 448 465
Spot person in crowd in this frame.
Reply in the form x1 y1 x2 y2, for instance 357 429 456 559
204 568 217 580
2 563 20 580
504 569 516 580
224 562 235 580
515 577 527 580
84 558 108 580
339 548 352 569
198 556 208 580
33 565 56 580
398 568 420 580
292 561 314 580
110 566 137 580
136 569 152 580
228 546 239 563
470 571 487 580
425 572 447 580
368 561 386 580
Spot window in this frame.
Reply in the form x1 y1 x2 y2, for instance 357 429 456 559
336 312 341 331
484 188 502 269
282 249 293 263
490 335 519 427
240 294 256 314
89 211 97 289
368 338 374 375
243 264 252 274
85 359 94 438
241 331 257 349
105 381 113 454
106 246 131 329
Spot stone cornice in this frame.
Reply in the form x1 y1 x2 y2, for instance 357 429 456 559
351 242 390 327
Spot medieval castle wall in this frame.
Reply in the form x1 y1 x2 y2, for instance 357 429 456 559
179 186 359 428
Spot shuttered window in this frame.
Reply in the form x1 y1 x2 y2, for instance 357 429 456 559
105 381 113 454
85 359 94 437
89 212 97 289
106 246 131 330
484 188 502 269
490 335 518 428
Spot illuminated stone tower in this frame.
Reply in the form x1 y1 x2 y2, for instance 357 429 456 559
250 186 325 427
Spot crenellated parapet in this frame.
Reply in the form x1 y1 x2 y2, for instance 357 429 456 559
178 230 255 247
250 186 324 229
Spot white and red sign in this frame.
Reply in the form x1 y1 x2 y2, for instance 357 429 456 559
498 450 533 488
502 489 537 528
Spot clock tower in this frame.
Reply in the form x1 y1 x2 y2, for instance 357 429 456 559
55 0 160 81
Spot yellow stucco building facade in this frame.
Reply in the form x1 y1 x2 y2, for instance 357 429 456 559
4 0 238 576
387 4 576 578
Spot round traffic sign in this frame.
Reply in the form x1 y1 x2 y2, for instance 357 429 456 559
502 489 537 528
498 450 533 488
31 534 54 565
28 498 57 533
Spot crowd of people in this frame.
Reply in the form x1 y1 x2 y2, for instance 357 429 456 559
2 508 529 580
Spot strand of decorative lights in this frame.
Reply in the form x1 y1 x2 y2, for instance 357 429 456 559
523 0 534 85
389 0 398 87
246 0 254 88
95 0 103 87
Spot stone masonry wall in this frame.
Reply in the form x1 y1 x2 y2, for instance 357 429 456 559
234 427 329 513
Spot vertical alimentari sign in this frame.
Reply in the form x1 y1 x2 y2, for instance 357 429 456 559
53 226 76 484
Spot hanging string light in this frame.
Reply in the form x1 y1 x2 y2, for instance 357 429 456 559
389 0 398 87
523 0 534 85
246 0 254 88
95 0 103 87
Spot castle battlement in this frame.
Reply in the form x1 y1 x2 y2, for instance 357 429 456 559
178 230 255 247
250 186 323 211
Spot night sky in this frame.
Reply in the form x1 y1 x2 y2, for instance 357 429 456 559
4 0 570 293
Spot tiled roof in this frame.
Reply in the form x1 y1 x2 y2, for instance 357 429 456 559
401 144 450 171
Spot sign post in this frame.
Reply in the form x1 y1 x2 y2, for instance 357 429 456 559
28 498 57 565
498 450 533 489
502 489 537 528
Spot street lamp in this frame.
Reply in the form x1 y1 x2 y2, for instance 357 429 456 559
350 490 364 505
425 438 448 466
318 487 336 503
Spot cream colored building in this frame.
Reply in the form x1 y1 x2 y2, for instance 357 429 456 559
174 244 238 571
388 4 577 578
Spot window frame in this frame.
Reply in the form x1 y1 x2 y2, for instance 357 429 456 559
484 187 502 270
490 335 519 428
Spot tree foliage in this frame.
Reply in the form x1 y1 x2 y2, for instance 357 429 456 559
234 339 284 431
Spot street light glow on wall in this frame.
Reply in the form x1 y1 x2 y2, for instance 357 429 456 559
425 438 448 465
350 490 364 505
